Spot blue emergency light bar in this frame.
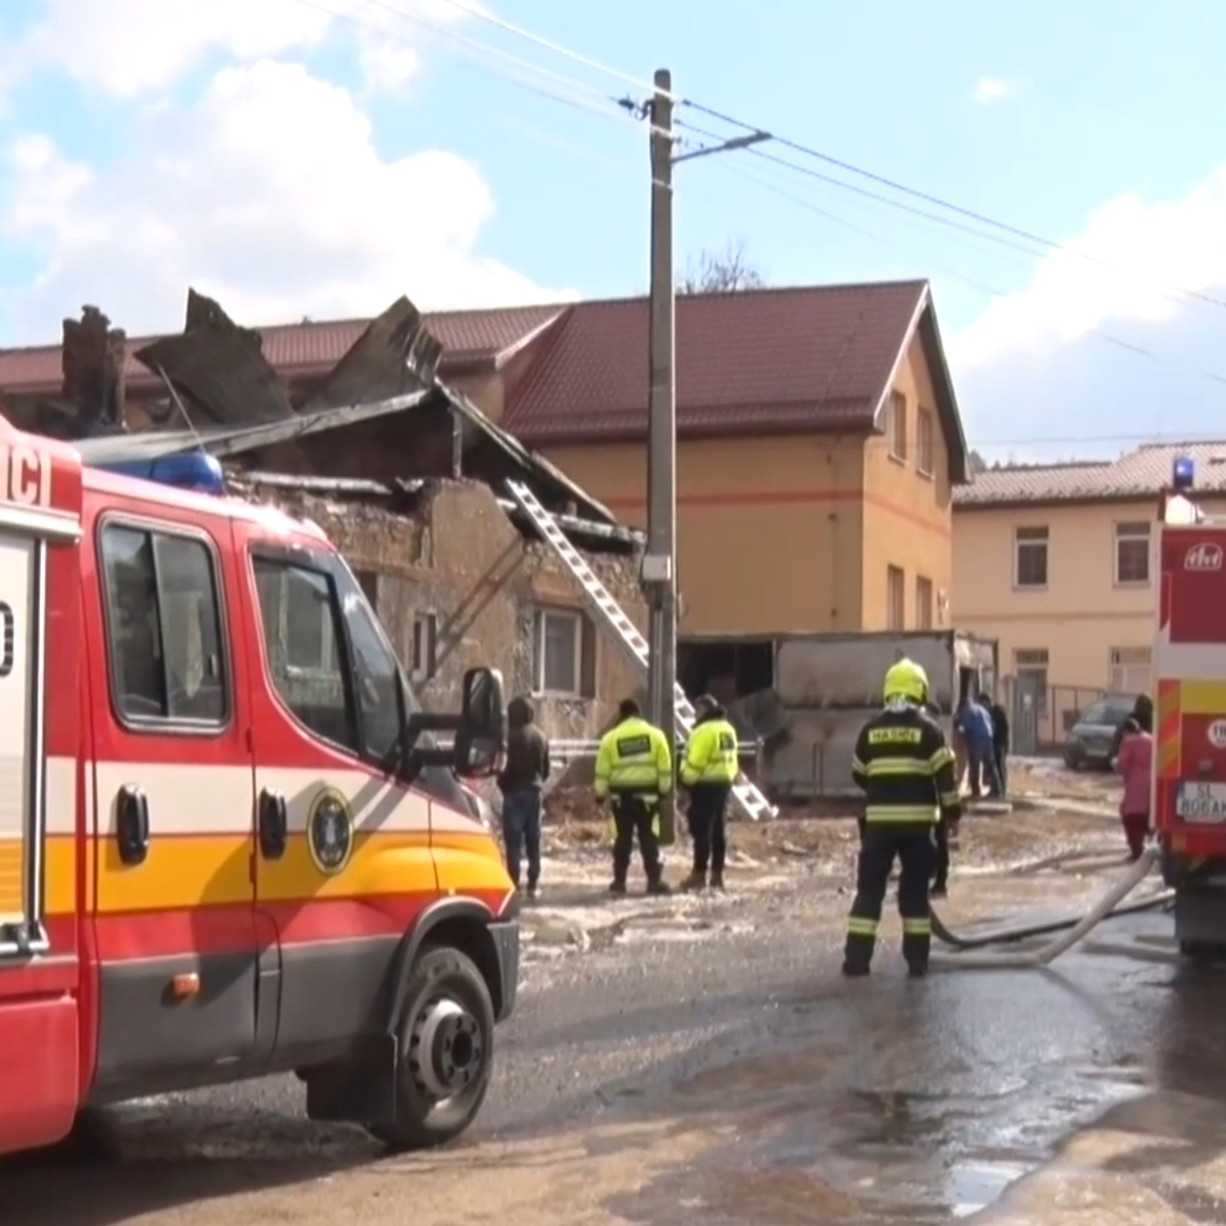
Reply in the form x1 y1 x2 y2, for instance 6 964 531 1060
93 452 225 495
1174 455 1195 491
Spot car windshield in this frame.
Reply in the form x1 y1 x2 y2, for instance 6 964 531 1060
1083 700 1132 725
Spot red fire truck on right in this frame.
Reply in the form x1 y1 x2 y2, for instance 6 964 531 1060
1153 460 1226 953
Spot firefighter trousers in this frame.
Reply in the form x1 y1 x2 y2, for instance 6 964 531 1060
611 793 663 884
845 824 936 974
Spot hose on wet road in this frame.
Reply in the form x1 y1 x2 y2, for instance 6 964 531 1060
930 848 1172 969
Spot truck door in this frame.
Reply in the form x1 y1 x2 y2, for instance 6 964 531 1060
0 517 82 1154
86 508 260 1095
234 531 437 1060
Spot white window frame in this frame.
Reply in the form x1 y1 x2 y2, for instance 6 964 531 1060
1014 647 1050 717
535 607 583 696
1109 646 1151 694
1114 521 1151 587
887 390 907 463
1014 526 1049 590
917 407 935 478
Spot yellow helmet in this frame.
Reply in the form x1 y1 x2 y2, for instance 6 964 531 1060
883 657 929 705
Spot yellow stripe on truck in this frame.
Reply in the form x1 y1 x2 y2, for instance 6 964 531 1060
1174 680 1226 716
0 837 22 921
433 831 513 895
98 834 252 912
258 832 436 902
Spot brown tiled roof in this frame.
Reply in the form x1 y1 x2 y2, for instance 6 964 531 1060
0 304 565 393
955 442 1226 507
502 281 934 443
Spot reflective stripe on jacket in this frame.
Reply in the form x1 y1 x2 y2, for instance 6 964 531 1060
680 718 739 786
594 716 673 799
851 703 961 826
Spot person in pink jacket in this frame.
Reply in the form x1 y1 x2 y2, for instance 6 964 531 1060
1115 716 1152 861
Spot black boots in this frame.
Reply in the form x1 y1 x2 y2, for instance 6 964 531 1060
681 870 706 892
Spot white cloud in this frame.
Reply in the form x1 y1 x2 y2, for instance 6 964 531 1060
973 77 1019 105
1 59 570 341
952 167 1226 372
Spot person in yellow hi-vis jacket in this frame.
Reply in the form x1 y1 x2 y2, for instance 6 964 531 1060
595 698 673 896
679 695 739 893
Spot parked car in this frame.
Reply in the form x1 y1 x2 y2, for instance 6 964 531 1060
1064 694 1137 770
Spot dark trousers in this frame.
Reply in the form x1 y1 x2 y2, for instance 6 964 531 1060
933 820 949 891
612 793 662 884
502 788 542 888
1121 812 1147 861
994 744 1008 794
968 741 1002 797
688 784 731 874
845 825 936 973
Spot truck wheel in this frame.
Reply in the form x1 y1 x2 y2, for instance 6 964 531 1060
370 944 495 1151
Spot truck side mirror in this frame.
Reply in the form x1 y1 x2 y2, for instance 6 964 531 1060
455 667 506 778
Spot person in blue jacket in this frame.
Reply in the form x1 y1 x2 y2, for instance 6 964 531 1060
956 695 1002 800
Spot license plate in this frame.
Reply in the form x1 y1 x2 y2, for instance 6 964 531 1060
1177 782 1226 823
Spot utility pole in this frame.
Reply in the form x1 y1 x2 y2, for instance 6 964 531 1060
644 68 677 842
633 71 767 845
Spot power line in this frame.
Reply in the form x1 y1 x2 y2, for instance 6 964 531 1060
414 2 1226 316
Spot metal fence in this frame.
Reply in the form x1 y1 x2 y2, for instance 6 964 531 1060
1002 677 1111 755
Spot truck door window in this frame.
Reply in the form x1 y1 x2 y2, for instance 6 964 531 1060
253 557 356 753
100 524 227 727
338 577 402 766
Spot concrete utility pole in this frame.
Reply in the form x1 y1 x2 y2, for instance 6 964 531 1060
644 68 678 842
636 70 768 844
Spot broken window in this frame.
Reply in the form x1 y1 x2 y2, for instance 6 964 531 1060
411 612 438 684
100 523 227 726
916 575 933 630
917 408 935 477
888 391 907 462
1015 526 1049 588
1115 522 1150 585
886 565 905 631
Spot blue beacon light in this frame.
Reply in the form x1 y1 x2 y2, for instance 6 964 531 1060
94 451 225 495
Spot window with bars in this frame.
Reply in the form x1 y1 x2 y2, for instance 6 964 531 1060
1015 526 1049 588
1115 522 1151 585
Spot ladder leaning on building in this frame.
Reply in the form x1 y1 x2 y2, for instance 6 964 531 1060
506 479 776 822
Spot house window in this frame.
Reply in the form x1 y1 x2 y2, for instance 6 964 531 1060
888 391 907 462
533 608 597 697
916 575 933 630
100 523 228 727
1015 648 1049 716
411 613 437 684
1115 522 1151 585
917 408 935 477
886 565 905 631
1110 646 1151 694
1015 526 1049 588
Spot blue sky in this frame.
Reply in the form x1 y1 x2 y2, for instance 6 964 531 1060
1 1 1224 460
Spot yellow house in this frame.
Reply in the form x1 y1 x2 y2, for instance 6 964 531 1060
952 442 1226 745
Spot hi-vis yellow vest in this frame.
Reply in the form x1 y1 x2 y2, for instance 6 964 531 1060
594 716 673 799
681 719 738 786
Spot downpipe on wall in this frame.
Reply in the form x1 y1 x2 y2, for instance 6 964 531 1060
929 847 1171 971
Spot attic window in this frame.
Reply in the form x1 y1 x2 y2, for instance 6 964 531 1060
887 391 907 462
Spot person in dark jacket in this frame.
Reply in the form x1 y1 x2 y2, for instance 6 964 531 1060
497 696 550 898
986 694 1010 796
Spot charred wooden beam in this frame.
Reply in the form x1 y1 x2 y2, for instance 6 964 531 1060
62 304 127 434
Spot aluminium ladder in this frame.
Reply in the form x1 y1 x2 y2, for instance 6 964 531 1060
506 479 777 822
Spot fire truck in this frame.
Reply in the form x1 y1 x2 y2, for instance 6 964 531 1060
1154 463 1226 953
0 416 517 1157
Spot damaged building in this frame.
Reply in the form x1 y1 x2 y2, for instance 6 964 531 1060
0 293 649 747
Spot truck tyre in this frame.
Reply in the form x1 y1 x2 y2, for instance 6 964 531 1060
370 944 495 1151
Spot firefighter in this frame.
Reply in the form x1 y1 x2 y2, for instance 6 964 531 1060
844 658 961 979
595 698 673 896
679 695 739 892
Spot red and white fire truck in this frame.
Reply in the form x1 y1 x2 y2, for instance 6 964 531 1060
1154 475 1226 952
0 415 517 1158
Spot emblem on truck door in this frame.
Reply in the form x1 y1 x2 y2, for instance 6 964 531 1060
1185 543 1223 571
308 788 354 875
1209 721 1226 750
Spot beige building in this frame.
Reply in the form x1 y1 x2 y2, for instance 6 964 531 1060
953 442 1226 745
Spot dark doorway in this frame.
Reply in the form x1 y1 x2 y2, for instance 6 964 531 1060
679 640 774 703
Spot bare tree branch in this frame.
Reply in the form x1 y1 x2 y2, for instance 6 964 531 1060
679 237 765 294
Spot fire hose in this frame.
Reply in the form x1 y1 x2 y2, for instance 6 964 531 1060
929 847 1172 970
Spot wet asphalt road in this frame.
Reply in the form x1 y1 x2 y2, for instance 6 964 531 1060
8 860 1226 1224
